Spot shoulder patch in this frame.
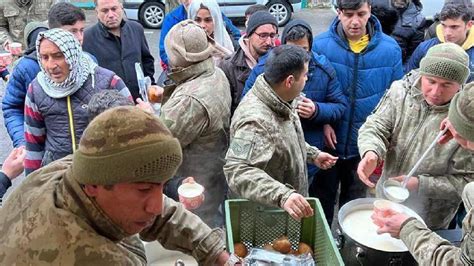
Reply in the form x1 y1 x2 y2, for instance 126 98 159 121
228 137 254 161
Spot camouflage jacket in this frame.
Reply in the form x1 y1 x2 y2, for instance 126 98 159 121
358 70 474 230
160 58 231 227
224 74 321 208
399 182 474 265
0 156 225 265
0 0 54 45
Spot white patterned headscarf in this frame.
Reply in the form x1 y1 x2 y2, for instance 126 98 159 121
36 28 97 99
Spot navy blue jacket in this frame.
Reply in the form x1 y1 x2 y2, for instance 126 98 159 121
405 31 474 82
2 55 40 147
312 16 404 159
159 4 241 68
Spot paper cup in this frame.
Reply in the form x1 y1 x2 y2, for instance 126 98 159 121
9 42 22 56
0 52 12 66
178 182 205 210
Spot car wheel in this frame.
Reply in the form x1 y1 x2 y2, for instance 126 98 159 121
267 0 292 26
139 2 165 29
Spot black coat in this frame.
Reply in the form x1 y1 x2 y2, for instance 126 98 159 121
83 20 155 100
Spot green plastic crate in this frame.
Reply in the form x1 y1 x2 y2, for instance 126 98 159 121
225 198 344 265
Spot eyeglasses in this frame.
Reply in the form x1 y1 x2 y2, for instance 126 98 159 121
254 32 279 40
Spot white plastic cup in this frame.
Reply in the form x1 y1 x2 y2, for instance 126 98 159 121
177 182 205 210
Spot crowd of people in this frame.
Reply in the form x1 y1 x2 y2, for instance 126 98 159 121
0 0 473 264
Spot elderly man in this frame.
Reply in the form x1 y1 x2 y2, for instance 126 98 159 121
224 45 338 220
0 106 229 264
83 0 156 101
219 10 278 115
371 83 474 265
357 43 474 230
160 20 231 228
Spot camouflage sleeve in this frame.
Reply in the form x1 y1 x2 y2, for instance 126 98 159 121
223 120 295 208
306 142 321 164
418 150 474 200
0 10 11 46
358 82 399 159
160 95 208 147
400 219 463 265
140 196 225 265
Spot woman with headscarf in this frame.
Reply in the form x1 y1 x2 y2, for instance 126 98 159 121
188 0 234 64
24 28 132 175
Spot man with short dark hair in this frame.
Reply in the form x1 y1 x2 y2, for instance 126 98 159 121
2 2 90 148
83 0 156 101
311 0 403 225
0 106 230 264
224 45 338 220
219 11 278 115
406 3 474 82
243 19 348 186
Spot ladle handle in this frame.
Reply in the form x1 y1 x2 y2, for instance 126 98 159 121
402 127 449 187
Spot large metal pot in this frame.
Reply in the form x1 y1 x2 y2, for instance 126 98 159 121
337 198 423 265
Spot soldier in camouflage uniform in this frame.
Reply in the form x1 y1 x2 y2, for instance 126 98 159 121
0 0 54 47
0 106 229 265
224 45 338 220
357 43 474 230
371 83 474 265
160 20 231 228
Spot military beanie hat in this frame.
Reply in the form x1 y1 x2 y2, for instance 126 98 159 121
165 19 215 68
72 106 183 185
420 43 470 85
448 83 474 142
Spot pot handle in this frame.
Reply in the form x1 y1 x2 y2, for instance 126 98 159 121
335 228 344 249
355 247 366 266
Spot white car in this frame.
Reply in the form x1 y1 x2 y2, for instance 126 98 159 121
123 0 302 29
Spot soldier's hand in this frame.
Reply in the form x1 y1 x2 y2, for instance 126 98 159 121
371 210 411 238
215 251 231 265
438 118 454 145
314 152 337 170
357 151 379 188
323 124 337 150
390 175 419 192
296 97 317 118
283 193 314 220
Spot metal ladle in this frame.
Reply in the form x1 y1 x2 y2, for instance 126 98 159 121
383 127 449 203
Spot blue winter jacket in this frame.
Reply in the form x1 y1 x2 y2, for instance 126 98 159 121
159 4 241 67
405 26 474 82
312 16 404 159
2 55 40 147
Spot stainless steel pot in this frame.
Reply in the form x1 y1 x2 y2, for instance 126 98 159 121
337 198 419 265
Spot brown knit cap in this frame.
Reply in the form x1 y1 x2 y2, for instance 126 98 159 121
164 19 215 68
72 106 182 185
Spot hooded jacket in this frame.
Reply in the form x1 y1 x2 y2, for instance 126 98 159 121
312 15 404 159
406 26 474 82
359 70 474 230
391 1 426 62
243 19 348 177
0 156 225 265
2 22 47 147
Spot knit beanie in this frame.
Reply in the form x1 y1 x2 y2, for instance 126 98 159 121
72 106 183 185
165 19 215 68
419 43 470 85
246 11 278 36
448 83 474 142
